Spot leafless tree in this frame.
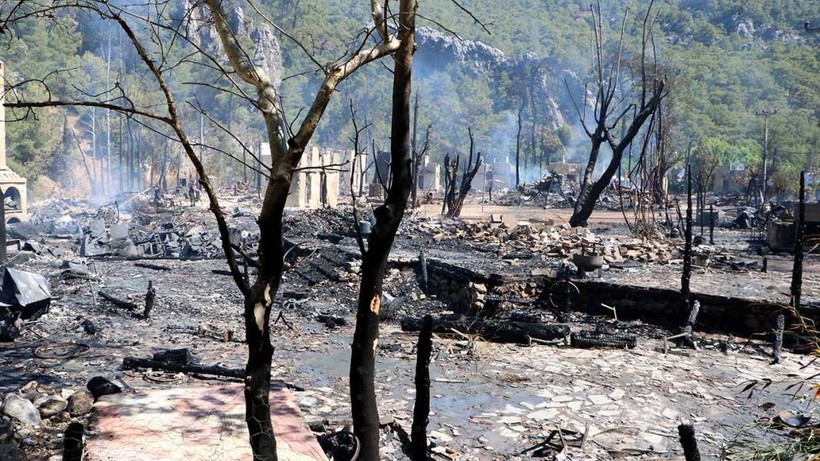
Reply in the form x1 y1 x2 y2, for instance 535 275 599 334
442 127 482 218
1 1 417 459
568 1 667 228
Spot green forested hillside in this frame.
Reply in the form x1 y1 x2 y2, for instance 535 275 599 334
0 0 817 197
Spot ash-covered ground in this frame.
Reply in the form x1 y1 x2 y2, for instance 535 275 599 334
0 191 817 460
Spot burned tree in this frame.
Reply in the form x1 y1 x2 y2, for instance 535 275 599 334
568 1 666 228
442 128 482 218
350 2 417 458
1 1 417 459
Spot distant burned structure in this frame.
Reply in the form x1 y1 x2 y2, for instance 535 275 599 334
475 158 515 192
259 143 343 208
0 61 28 223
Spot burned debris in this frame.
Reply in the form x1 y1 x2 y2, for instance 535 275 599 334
0 183 816 461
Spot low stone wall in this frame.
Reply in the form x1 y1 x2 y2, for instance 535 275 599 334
422 258 818 338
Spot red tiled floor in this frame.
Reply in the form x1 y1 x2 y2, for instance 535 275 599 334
87 381 327 460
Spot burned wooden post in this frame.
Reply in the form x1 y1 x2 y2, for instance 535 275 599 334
709 203 715 245
681 165 693 302
762 257 768 273
791 171 805 312
682 300 700 348
411 315 433 461
772 312 785 364
418 248 428 293
684 300 700 337
441 153 457 215
559 268 572 323
143 281 156 319
63 422 84 461
678 423 701 461
697 173 704 237
664 300 701 352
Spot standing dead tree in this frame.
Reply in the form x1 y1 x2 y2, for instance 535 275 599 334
442 128 482 218
568 1 666 227
350 2 417 458
411 123 432 209
2 1 416 459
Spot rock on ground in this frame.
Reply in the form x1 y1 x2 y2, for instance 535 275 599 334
2 394 42 427
66 391 94 417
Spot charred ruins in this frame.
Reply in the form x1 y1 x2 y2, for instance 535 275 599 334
0 2 818 461
0 150 817 460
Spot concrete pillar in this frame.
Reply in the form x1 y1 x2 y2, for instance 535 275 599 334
0 61 28 221
325 153 340 207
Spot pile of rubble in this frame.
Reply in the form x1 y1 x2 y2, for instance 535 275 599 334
410 217 680 266
25 197 261 260
0 377 123 461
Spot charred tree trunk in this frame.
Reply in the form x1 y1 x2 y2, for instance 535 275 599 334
442 154 459 215
350 3 416 459
792 171 805 311
411 315 433 460
411 92 419 209
515 101 524 188
568 3 665 227
447 128 482 218
682 166 693 303
2 2 419 461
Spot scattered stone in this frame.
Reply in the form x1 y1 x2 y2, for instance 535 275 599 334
66 391 94 416
87 377 122 400
82 319 96 334
588 394 612 405
609 388 626 400
35 396 68 419
297 396 318 409
2 394 42 427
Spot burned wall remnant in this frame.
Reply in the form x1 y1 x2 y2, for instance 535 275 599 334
0 61 28 223
285 146 342 209
422 258 808 337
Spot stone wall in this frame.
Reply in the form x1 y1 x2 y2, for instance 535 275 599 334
422 258 816 338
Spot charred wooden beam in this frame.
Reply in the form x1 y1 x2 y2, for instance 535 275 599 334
400 317 569 344
571 330 636 349
143 281 156 319
317 314 348 327
134 262 171 271
98 291 138 310
152 348 191 364
123 356 244 379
